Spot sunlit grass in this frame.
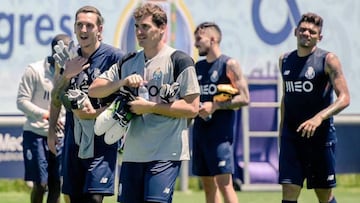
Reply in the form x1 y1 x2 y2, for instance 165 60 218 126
1 174 359 203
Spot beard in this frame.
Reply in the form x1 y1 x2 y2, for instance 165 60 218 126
198 48 209 56
298 37 314 48
199 51 207 56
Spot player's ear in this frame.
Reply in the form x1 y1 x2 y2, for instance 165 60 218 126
210 37 215 45
318 33 323 42
159 24 166 35
294 28 297 36
98 24 104 34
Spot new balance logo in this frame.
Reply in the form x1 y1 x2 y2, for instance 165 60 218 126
218 160 226 167
163 187 170 194
327 174 335 181
283 70 290 75
100 177 108 184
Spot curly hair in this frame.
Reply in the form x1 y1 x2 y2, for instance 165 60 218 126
133 3 167 27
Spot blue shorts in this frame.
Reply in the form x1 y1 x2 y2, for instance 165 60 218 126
61 132 118 197
279 129 337 189
192 112 235 176
192 140 234 176
118 161 181 203
22 131 62 184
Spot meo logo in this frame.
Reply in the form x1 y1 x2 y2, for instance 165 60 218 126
285 80 313 93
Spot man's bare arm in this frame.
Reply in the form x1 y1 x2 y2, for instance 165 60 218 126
48 67 70 154
318 53 350 120
216 58 250 110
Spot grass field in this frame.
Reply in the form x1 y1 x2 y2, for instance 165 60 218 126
0 187 359 203
0 174 359 202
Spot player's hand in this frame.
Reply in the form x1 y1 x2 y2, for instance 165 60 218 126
199 102 215 120
72 99 97 119
63 57 90 79
296 115 323 138
42 111 50 120
53 40 78 73
48 130 59 155
128 97 152 115
124 74 144 88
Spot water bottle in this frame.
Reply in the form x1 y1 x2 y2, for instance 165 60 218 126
138 84 149 100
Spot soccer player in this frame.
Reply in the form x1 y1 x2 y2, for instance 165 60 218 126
191 22 249 203
16 34 70 203
278 12 350 203
47 6 124 203
88 3 200 203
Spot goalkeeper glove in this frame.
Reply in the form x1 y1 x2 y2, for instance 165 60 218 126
52 40 78 74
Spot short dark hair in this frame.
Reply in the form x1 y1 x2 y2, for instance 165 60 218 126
298 12 323 33
133 3 167 27
75 5 104 26
194 22 222 43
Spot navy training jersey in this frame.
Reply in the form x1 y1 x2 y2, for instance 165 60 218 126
68 43 124 109
63 43 124 148
193 54 235 141
196 54 231 102
281 48 335 138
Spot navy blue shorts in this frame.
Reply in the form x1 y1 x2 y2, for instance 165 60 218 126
279 132 337 189
192 112 235 177
192 140 234 176
22 131 62 184
117 161 181 203
61 133 118 196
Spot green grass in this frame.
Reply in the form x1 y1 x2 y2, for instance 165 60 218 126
0 187 359 203
1 174 359 203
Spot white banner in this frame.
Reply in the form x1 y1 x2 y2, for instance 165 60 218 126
1 0 359 114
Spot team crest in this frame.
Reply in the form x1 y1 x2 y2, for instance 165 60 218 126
93 68 101 79
26 149 32 160
305 66 315 79
210 70 219 83
153 68 162 80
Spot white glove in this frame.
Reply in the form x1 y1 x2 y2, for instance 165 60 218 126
94 87 136 144
94 98 129 145
160 82 180 103
65 89 89 110
53 40 78 73
104 121 128 145
94 99 118 136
